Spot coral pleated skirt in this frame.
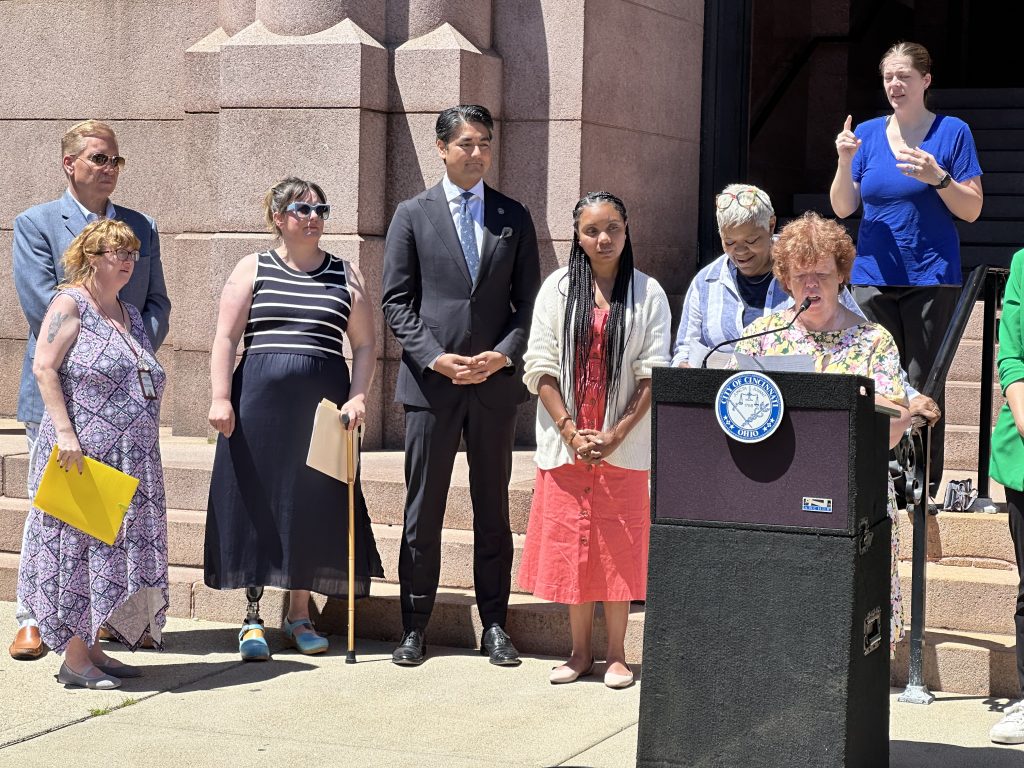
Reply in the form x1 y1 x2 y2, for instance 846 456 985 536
518 461 650 604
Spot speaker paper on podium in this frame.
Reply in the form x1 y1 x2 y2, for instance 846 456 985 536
33 447 140 545
306 398 359 481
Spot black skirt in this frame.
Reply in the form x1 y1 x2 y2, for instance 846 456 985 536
204 352 384 597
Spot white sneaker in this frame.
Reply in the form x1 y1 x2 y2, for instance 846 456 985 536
990 700 1024 745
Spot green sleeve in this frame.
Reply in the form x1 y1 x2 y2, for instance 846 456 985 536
998 249 1024 394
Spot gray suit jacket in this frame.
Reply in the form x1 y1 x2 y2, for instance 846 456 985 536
12 190 171 423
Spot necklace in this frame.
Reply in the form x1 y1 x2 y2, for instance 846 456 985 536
81 286 159 401
737 268 772 286
745 270 772 285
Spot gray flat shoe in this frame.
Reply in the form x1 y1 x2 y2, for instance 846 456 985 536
57 661 121 689
95 660 142 678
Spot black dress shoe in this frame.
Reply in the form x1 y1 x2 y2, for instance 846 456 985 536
480 624 521 666
392 629 426 666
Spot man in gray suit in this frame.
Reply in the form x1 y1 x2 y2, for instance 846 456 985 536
8 119 170 660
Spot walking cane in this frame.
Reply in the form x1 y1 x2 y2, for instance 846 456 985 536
342 413 359 664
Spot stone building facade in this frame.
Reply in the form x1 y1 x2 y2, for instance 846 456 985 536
0 0 703 448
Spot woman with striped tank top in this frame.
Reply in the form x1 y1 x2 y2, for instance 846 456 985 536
205 177 383 660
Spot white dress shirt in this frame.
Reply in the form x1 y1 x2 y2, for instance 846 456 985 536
70 194 115 224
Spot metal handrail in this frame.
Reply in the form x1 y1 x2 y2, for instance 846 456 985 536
898 264 1002 704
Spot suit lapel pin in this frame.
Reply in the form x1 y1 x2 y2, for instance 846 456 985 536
497 207 504 214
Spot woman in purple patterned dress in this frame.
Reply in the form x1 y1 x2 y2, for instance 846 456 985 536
17 219 168 689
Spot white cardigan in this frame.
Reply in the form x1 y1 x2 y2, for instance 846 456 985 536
523 267 672 471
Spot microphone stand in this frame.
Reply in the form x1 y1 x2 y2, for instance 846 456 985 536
701 297 813 369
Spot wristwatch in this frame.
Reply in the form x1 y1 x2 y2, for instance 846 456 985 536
931 171 952 189
503 355 514 368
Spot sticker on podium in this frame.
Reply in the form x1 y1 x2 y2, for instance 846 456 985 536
715 371 784 443
801 497 834 513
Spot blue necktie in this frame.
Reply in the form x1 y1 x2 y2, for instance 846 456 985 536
458 191 480 282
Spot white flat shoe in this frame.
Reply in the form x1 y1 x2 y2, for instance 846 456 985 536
604 666 634 689
549 659 595 684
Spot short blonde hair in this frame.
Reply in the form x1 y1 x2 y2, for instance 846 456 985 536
772 212 855 287
61 120 116 159
61 219 140 288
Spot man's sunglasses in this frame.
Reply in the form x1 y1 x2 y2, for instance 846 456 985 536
82 153 127 169
284 201 331 220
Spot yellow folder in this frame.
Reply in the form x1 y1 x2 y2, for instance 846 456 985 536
33 447 140 545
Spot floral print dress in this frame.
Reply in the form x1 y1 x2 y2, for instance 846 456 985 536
734 310 906 655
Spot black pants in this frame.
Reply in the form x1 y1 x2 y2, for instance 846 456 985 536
398 395 517 632
1007 487 1024 697
853 285 961 496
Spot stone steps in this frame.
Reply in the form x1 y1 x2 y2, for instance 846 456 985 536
0 553 645 663
890 628 1019 699
2 428 1019 694
2 548 1014 694
897 561 1018 636
1 444 539 533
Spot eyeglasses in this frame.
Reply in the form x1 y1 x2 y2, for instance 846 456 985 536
82 153 127 169
284 202 331 220
716 189 771 211
89 249 140 263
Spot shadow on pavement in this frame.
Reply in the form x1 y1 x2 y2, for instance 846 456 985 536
891 740 1024 768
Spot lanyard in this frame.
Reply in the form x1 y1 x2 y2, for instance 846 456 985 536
82 287 158 401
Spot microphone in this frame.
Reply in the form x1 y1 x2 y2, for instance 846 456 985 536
701 297 813 369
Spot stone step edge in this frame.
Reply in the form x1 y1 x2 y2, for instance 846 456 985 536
0 556 647 663
5 503 1018 593
897 559 1018 586
890 628 1020 698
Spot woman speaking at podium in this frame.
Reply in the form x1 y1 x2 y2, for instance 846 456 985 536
733 212 910 656
519 192 671 688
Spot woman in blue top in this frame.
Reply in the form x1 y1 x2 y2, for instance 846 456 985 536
830 41 983 493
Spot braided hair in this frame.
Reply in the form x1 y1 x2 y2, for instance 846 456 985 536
559 192 635 420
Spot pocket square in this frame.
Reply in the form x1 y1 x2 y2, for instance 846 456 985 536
500 226 514 239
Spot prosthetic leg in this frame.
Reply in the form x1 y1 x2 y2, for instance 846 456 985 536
244 586 264 625
239 586 269 661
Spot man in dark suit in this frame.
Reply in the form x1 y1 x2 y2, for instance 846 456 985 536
9 119 170 660
382 104 541 666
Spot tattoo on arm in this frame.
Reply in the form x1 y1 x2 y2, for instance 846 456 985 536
46 311 66 343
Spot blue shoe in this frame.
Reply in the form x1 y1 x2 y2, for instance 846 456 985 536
283 617 329 655
239 622 270 661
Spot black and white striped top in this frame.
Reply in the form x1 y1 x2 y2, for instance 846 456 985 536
243 250 352 358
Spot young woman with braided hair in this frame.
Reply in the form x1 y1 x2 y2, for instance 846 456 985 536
520 192 671 688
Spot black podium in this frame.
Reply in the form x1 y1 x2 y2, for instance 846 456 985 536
636 368 891 768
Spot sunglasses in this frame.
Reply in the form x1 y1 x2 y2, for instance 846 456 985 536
284 201 331 220
716 189 770 211
82 153 127 169
90 249 140 263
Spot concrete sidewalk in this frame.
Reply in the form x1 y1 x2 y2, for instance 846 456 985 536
0 603 1021 766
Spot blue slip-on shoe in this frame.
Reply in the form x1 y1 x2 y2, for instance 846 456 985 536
283 617 329 655
238 622 270 661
